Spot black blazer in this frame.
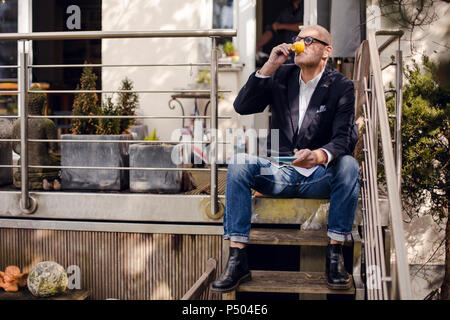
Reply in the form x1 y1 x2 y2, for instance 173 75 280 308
233 64 358 161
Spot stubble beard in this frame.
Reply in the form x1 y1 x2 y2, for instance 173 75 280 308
295 48 323 69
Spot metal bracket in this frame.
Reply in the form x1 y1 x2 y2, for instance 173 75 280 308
19 196 38 214
205 200 224 220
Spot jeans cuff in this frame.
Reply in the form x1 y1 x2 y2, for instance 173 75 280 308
223 234 249 243
327 230 352 242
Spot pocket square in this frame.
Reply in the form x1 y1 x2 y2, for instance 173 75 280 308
317 105 327 113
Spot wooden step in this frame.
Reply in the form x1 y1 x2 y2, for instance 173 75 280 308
249 228 329 246
237 270 355 295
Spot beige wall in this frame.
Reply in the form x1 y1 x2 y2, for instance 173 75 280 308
102 0 244 144
368 0 450 86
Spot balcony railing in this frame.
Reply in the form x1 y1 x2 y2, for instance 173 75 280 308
0 29 236 217
356 29 412 300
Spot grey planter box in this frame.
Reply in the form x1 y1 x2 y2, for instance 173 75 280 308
61 134 132 191
129 144 183 193
129 124 148 141
0 119 13 186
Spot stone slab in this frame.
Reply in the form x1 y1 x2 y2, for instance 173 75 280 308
61 134 132 191
129 144 183 193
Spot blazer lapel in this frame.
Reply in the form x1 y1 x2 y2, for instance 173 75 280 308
287 68 300 138
294 67 333 147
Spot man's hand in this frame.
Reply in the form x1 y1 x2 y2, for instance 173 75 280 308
291 149 328 168
258 43 292 76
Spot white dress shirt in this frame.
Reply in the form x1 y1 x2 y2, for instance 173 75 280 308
255 67 333 177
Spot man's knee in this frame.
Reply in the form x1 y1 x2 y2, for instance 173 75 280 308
227 153 259 179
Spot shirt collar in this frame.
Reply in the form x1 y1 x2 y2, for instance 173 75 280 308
299 66 326 89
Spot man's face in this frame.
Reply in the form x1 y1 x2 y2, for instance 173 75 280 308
293 29 330 68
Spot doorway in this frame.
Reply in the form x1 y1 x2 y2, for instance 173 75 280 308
32 0 102 135
0 0 18 116
256 0 304 67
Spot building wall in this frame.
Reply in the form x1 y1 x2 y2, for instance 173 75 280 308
101 0 247 145
367 0 450 85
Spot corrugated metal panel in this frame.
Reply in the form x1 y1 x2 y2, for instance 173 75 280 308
0 228 223 300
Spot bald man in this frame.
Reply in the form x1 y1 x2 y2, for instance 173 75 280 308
211 25 359 293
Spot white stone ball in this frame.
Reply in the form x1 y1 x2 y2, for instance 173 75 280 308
27 261 68 297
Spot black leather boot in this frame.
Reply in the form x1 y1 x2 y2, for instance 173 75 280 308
326 243 352 290
211 246 251 293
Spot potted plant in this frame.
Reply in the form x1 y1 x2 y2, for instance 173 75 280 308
223 41 239 63
129 129 184 193
61 65 137 191
121 77 149 140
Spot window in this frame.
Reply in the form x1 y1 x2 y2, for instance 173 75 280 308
213 0 233 45
32 0 101 130
213 0 234 29
0 0 18 81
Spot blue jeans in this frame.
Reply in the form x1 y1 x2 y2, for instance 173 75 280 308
223 153 360 243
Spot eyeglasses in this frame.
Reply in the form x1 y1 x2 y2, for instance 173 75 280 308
291 36 329 46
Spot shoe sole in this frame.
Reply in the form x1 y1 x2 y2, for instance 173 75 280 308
326 281 352 290
210 272 252 294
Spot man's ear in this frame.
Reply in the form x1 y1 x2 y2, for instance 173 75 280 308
323 46 333 59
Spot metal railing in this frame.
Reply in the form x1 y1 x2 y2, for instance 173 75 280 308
356 29 412 299
0 29 236 216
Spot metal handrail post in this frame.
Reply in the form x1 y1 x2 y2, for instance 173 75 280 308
395 47 403 193
210 37 219 215
18 41 31 211
371 73 379 167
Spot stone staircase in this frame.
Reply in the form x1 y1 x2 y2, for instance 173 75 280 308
222 227 363 300
191 170 376 300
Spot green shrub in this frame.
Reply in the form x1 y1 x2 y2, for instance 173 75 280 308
71 67 138 135
71 64 100 135
223 41 235 56
117 78 138 133
386 56 449 220
96 96 121 135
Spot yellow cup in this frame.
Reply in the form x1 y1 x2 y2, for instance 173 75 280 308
291 41 305 54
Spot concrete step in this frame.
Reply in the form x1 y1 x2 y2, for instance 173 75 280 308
237 270 355 295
